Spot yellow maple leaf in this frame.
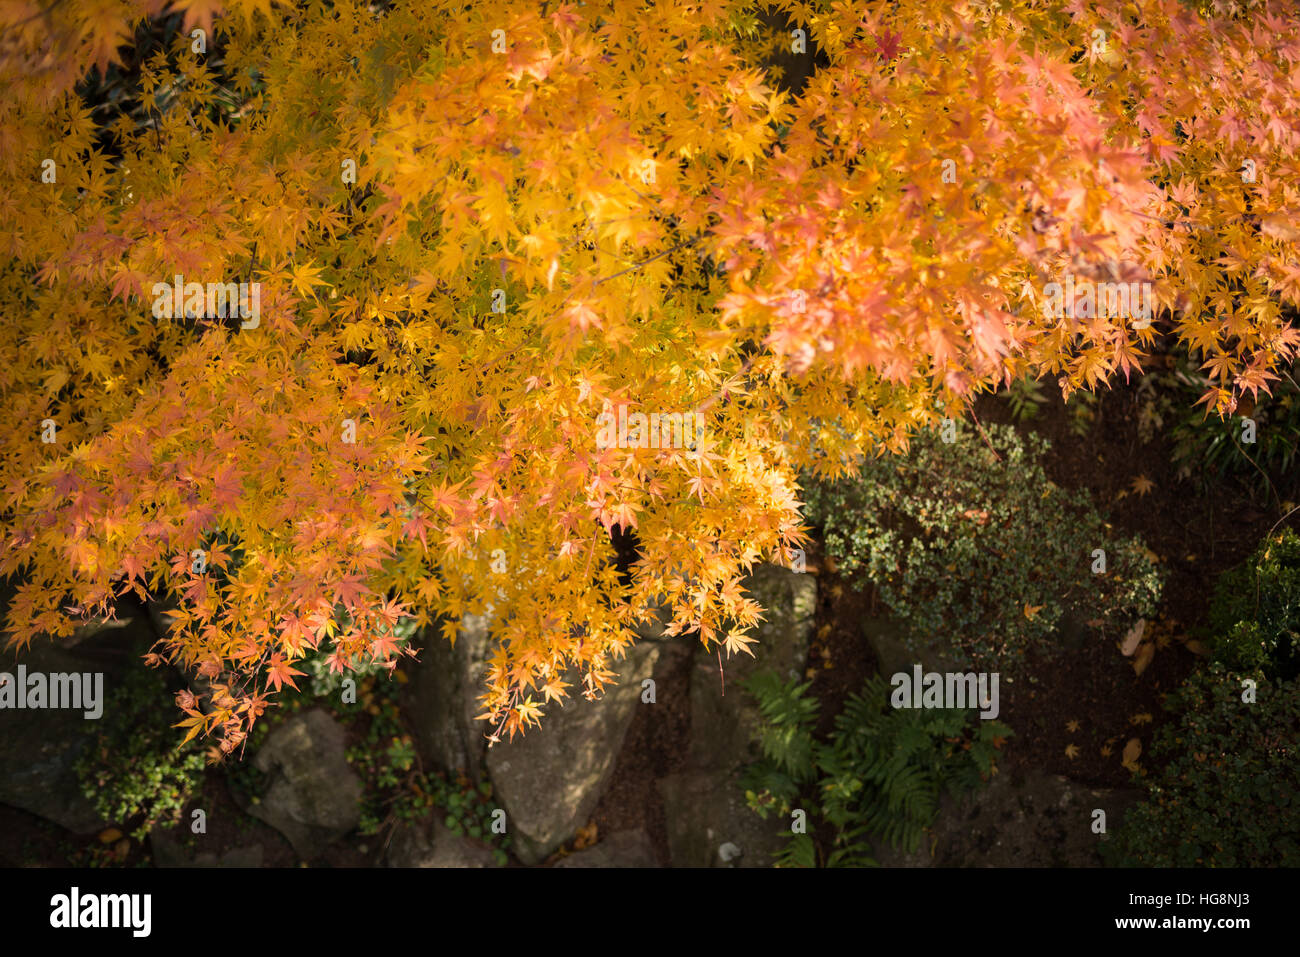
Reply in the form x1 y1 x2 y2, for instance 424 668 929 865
1064 744 1080 759
1066 719 1080 733
514 698 544 734
540 678 568 705
722 629 758 658
290 261 332 299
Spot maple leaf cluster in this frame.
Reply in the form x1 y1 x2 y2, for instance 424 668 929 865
1 0 1298 752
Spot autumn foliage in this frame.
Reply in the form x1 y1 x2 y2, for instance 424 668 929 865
2 0 1299 757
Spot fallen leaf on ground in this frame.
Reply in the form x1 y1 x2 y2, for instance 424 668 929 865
573 821 598 851
1066 719 1080 733
1133 642 1155 675
1122 737 1142 771
1065 744 1080 759
1120 620 1146 656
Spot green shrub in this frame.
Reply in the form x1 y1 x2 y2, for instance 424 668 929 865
75 654 207 841
741 671 1012 867
1207 528 1300 682
1105 665 1300 867
803 422 1162 669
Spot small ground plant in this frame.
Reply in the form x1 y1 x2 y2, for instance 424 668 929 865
343 673 511 866
75 645 206 841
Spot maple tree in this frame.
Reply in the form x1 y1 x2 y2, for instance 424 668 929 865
2 0 1299 758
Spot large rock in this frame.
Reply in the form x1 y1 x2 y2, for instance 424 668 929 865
235 708 362 859
862 614 960 680
872 769 1142 867
150 824 264 868
384 818 499 868
487 639 662 864
408 614 495 778
0 613 145 833
659 769 790 868
552 829 658 868
689 563 816 771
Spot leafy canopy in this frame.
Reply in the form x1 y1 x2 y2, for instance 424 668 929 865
2 0 1299 754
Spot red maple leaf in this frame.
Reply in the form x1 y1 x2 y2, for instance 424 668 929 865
875 30 903 61
265 653 305 693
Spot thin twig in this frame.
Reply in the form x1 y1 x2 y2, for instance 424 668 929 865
1229 429 1282 512
965 403 1002 461
9 0 70 29
1265 502 1300 540
592 237 700 288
